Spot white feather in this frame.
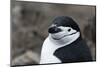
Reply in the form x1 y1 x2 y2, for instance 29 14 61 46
40 26 80 64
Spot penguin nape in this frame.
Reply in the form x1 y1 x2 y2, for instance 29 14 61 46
40 16 93 64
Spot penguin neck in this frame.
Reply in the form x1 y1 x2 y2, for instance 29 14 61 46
49 32 81 47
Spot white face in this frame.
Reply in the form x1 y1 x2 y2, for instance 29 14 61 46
50 26 78 40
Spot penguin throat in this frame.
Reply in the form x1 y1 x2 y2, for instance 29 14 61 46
49 32 80 46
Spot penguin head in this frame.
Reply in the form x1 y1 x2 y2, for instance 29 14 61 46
48 16 81 42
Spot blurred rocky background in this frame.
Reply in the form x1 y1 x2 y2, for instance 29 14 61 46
11 0 96 66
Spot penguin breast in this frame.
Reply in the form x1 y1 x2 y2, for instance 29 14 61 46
40 37 61 64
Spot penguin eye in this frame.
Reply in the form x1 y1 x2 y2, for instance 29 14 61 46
68 28 71 32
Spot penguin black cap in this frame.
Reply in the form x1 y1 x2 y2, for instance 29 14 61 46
48 16 80 34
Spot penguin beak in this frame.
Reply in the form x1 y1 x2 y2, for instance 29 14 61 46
48 26 62 34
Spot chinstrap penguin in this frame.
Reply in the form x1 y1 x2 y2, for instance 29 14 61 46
40 16 92 64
